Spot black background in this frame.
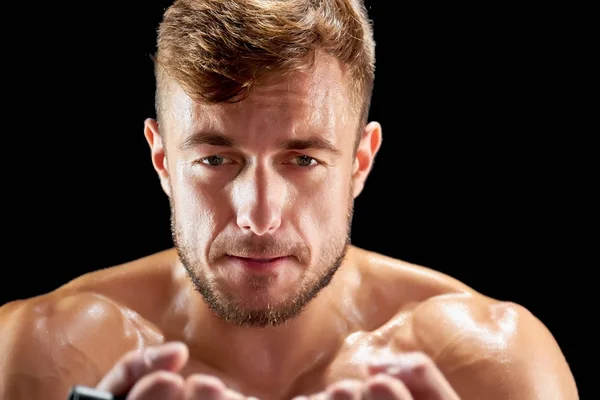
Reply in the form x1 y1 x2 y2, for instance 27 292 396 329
2 1 587 396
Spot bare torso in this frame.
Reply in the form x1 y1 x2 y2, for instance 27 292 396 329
0 246 578 400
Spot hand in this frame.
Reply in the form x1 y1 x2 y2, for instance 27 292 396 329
184 374 259 400
96 341 188 399
297 352 460 400
95 341 255 400
365 352 460 400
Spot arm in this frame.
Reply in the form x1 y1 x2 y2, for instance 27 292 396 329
411 293 579 400
0 292 147 400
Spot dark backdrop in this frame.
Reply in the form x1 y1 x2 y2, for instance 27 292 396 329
2 1 585 396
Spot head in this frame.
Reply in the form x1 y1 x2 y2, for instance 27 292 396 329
144 0 382 327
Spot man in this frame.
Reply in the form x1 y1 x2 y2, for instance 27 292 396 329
0 0 577 399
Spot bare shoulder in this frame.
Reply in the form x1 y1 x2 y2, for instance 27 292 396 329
0 249 176 400
410 292 579 399
0 292 129 399
350 247 578 398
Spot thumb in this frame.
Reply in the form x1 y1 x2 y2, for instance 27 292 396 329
96 341 189 395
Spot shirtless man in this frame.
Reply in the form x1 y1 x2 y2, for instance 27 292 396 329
0 1 578 399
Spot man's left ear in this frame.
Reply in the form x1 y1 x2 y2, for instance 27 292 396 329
352 121 382 198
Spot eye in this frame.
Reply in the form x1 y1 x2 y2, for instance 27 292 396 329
197 155 235 166
290 155 319 167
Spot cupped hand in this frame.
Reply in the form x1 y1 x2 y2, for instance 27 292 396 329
294 352 460 400
95 341 257 400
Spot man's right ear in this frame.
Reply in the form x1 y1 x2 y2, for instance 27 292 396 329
144 118 171 197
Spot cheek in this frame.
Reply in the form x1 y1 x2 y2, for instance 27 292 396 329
298 172 352 232
171 170 226 234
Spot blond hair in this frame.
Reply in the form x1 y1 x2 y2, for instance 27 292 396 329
154 0 375 130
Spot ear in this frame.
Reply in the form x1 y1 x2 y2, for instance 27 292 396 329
352 121 382 198
144 118 171 197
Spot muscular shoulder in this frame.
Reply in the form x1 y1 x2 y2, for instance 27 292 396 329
409 293 578 399
0 250 175 400
349 248 578 398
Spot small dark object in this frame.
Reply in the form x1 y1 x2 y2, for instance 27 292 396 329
67 385 127 400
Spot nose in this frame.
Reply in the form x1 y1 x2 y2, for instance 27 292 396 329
234 163 285 236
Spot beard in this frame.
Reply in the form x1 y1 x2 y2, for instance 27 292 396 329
169 198 354 328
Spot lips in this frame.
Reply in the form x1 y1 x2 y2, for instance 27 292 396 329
244 257 284 263
227 253 289 261
226 255 289 271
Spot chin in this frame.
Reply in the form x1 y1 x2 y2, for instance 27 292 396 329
221 276 296 304
215 290 308 327
236 293 287 312
208 278 314 327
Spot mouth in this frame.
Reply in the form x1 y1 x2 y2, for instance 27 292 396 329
226 255 290 271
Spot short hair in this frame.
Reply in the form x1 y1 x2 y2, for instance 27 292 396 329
154 0 375 132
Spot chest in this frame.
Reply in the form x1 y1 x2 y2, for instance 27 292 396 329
178 328 419 400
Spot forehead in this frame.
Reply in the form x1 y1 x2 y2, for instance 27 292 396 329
164 54 356 142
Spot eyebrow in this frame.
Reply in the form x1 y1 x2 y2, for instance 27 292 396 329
180 131 341 155
180 132 237 150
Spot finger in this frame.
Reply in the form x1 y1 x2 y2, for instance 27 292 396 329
363 374 413 400
96 341 189 395
185 374 228 400
126 370 185 400
368 352 459 400
325 379 363 400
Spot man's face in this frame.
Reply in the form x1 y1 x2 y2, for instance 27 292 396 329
146 54 380 327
